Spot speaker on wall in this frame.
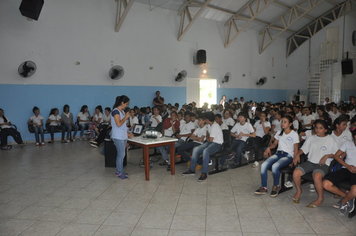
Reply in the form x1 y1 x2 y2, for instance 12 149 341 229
19 0 44 21
196 50 206 64
342 59 353 75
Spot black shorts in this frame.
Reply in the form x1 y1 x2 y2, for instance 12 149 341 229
324 168 356 186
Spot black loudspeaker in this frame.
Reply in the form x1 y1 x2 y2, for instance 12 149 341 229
104 140 127 168
342 59 353 75
19 0 44 21
196 50 206 64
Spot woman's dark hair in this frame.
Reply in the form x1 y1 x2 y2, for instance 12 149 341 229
279 115 294 136
152 106 161 113
49 108 58 116
105 107 111 112
63 104 70 112
32 106 39 113
95 105 103 113
80 105 88 113
313 119 329 131
0 108 7 122
202 112 215 122
113 95 130 109
333 114 349 130
276 110 285 118
140 107 146 114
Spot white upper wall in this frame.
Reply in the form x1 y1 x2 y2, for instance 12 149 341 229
0 0 288 89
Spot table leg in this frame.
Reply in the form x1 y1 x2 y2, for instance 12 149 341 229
143 146 150 181
169 143 175 175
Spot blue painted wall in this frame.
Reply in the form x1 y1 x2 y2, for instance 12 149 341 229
217 88 288 103
341 89 356 102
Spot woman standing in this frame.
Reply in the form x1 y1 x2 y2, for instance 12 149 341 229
111 95 133 179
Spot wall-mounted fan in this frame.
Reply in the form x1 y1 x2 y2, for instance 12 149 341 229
18 61 36 78
222 72 231 83
175 70 187 82
256 77 267 86
109 65 124 80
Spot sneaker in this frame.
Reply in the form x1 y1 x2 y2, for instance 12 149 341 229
41 142 45 146
252 161 259 168
89 140 97 145
208 160 213 166
35 143 40 146
197 173 207 182
254 187 268 195
270 186 281 198
182 169 195 176
159 160 168 166
284 181 293 188
226 153 236 161
118 174 128 179
340 203 350 216
348 198 355 213
90 143 99 148
332 200 342 209
309 184 315 192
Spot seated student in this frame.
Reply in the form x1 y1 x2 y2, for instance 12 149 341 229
128 109 139 129
271 110 284 135
323 129 356 216
61 104 77 142
28 106 45 146
331 115 352 148
255 115 299 197
328 104 341 123
293 106 303 121
253 111 271 160
182 112 223 181
149 106 162 128
158 111 180 165
77 105 91 139
47 108 63 143
176 116 207 161
222 110 235 129
138 107 150 127
301 107 315 131
230 112 256 167
215 114 228 130
88 105 103 139
176 112 195 145
292 119 338 207
90 107 112 148
190 113 199 129
0 108 24 150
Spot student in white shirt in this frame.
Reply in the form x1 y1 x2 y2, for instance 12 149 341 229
271 111 283 134
102 107 111 125
128 109 139 128
77 105 91 139
331 115 352 149
177 117 207 162
0 108 24 150
176 112 195 144
90 107 112 148
255 115 299 197
230 112 256 167
28 106 45 146
61 104 77 142
215 114 228 130
149 106 162 128
301 107 315 130
253 111 271 160
182 112 223 181
292 119 338 207
222 110 235 129
328 105 341 122
47 108 63 143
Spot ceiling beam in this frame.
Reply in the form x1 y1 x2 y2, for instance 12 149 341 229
286 0 353 56
177 0 213 41
115 0 134 32
259 0 323 54
272 0 315 20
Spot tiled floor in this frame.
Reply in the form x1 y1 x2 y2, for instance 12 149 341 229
0 141 355 236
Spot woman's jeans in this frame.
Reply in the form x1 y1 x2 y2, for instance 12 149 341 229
260 151 292 187
78 123 89 137
231 139 246 165
62 124 77 140
189 142 221 174
33 126 44 143
113 139 127 174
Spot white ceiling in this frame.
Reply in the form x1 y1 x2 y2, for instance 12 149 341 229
135 0 347 34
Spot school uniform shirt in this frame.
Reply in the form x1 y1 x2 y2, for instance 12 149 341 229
129 116 139 127
312 112 318 120
328 111 341 122
223 117 235 128
192 125 208 144
208 122 224 145
293 120 299 131
340 141 356 167
193 120 199 129
0 117 11 128
179 121 196 141
274 130 299 156
61 112 74 125
102 114 111 124
29 115 44 126
301 114 314 127
220 123 229 130
111 108 128 140
296 112 303 121
77 112 90 124
254 121 271 138
231 122 254 142
162 118 180 137
331 129 352 149
93 113 103 123
150 115 162 128
48 114 61 126
272 119 281 133
301 130 313 141
301 135 338 166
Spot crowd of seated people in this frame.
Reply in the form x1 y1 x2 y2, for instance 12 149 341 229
0 95 355 216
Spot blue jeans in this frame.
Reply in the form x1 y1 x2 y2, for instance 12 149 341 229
113 139 127 174
33 126 44 143
190 142 222 174
231 139 246 164
78 123 89 137
260 151 293 187
158 139 184 163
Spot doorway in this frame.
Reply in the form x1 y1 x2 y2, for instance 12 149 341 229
186 78 217 107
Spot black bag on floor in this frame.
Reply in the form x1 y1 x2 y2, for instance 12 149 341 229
104 139 127 168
